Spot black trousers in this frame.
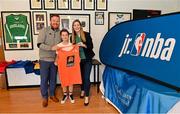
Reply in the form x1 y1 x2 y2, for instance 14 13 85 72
80 60 92 96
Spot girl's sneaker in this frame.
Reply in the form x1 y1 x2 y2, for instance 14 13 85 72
69 94 75 103
60 95 68 104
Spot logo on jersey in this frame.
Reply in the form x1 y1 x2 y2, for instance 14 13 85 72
118 33 176 61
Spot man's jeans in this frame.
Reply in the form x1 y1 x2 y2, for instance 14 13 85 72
40 60 57 99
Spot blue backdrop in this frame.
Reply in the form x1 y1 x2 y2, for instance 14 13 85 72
100 12 180 88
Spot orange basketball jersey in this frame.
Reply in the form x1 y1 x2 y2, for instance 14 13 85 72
57 45 82 87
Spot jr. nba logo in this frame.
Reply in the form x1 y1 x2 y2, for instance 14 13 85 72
130 33 146 56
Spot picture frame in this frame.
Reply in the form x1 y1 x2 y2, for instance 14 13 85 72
0 18 5 57
108 12 131 29
95 12 104 25
57 0 69 10
29 0 42 10
96 0 107 11
133 9 161 20
32 11 47 35
70 0 82 10
84 0 95 10
44 0 56 10
1 11 33 50
50 13 90 33
0 18 2 38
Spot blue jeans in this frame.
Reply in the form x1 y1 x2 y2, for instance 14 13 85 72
80 60 92 96
40 60 57 99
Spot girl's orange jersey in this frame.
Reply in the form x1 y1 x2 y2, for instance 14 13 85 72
57 45 82 87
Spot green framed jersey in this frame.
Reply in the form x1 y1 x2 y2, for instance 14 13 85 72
5 14 31 43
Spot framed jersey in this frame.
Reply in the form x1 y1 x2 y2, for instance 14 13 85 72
1 11 33 50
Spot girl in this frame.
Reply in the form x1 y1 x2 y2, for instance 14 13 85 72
53 29 81 104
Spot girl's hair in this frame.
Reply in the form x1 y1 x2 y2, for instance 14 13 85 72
71 19 86 44
60 29 69 35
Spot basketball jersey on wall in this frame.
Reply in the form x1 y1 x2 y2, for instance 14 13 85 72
5 14 31 43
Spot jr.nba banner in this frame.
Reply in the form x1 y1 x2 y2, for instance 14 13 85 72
100 12 180 88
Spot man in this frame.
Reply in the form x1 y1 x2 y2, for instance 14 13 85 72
37 14 61 107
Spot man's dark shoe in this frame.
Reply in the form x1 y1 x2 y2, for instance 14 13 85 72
42 99 48 107
50 96 59 102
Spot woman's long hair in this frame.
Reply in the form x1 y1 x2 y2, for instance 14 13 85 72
71 19 86 44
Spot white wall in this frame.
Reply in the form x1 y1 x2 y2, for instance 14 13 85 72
177 0 180 11
0 0 179 61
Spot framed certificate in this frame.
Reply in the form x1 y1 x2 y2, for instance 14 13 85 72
29 0 42 10
44 0 56 10
70 0 82 10
96 0 107 11
84 0 95 10
95 12 104 25
57 0 69 10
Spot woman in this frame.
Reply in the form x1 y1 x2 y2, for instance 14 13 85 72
71 19 95 106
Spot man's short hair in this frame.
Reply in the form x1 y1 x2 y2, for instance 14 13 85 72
50 14 60 20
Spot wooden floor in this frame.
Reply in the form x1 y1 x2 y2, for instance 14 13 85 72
0 85 118 113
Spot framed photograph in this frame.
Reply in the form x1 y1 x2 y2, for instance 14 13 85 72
57 0 69 10
32 11 47 35
44 0 56 10
108 12 131 29
29 0 42 10
96 0 107 11
1 11 33 50
84 0 95 10
50 13 90 33
95 12 104 25
70 0 82 10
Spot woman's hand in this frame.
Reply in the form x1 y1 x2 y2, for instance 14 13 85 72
77 42 87 48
